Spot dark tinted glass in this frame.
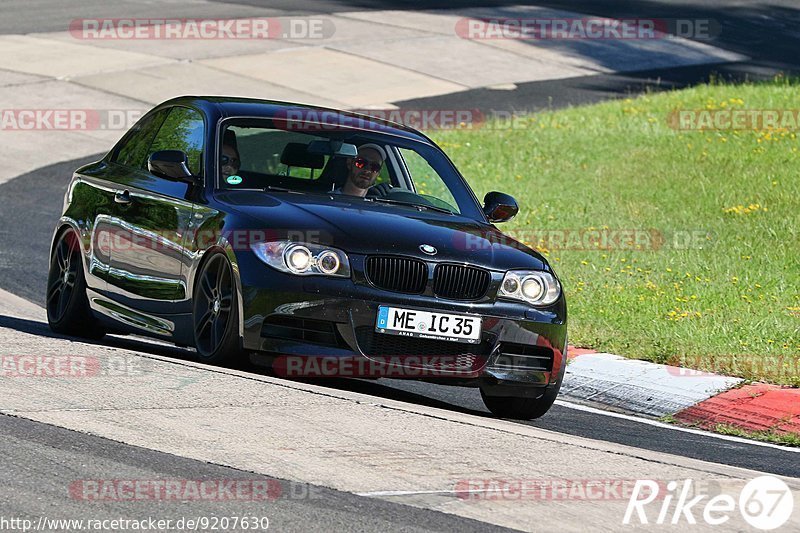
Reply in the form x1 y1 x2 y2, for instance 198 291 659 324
149 107 205 175
112 109 168 169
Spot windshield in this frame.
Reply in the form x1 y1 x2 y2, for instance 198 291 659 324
216 118 483 219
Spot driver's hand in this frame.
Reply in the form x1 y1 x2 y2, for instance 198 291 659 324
367 182 393 197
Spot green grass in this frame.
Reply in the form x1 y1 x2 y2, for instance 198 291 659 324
711 423 800 447
659 415 800 447
428 77 800 385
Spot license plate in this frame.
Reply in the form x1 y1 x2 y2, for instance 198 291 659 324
375 306 482 344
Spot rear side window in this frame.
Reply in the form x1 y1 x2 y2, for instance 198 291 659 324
149 107 205 175
229 126 327 179
112 109 168 169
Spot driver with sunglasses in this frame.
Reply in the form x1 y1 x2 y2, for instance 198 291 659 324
336 143 388 197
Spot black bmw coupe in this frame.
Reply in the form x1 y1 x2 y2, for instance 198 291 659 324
47 96 567 419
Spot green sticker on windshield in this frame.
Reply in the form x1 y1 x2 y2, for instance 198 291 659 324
226 175 243 185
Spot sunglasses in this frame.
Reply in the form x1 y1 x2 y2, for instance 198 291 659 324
353 157 382 172
220 155 240 167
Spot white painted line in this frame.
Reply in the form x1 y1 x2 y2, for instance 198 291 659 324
356 489 458 497
555 399 800 453
357 487 563 497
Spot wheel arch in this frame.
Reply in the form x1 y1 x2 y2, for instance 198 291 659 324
190 240 245 343
50 218 89 277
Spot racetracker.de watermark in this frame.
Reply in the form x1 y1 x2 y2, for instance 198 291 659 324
93 229 335 255
69 479 323 502
274 108 486 131
0 355 150 378
273 107 577 131
454 478 667 501
453 228 713 252
455 17 719 40
69 17 334 40
272 355 489 378
0 109 144 131
668 109 800 131
665 355 800 381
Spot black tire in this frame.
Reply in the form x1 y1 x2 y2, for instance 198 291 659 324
192 252 244 365
480 383 561 420
46 229 104 339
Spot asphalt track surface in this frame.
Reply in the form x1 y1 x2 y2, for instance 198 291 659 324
400 0 800 112
0 413 513 533
1 156 798 484
4 0 799 113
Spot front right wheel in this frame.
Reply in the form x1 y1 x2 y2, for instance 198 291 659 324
192 252 244 365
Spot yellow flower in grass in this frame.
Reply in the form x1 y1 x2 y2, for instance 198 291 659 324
666 307 700 321
723 203 766 215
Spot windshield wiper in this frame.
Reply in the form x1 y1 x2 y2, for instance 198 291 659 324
368 197 455 215
263 185 305 194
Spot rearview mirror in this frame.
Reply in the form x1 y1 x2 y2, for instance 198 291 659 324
483 191 519 223
307 140 358 157
147 150 197 183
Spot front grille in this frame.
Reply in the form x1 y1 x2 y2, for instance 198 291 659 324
490 342 554 372
261 315 343 347
365 256 427 294
433 264 491 300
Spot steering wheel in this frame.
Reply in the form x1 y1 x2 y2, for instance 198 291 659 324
367 182 393 198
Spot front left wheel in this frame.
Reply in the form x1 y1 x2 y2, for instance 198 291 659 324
192 252 244 365
46 229 104 339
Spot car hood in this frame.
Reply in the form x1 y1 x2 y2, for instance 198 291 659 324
217 191 548 271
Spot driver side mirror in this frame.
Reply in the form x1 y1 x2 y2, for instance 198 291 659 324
483 191 519 223
148 150 198 184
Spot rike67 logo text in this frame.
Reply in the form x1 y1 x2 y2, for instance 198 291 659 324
624 476 794 530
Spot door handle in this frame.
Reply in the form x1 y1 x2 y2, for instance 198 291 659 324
114 190 131 205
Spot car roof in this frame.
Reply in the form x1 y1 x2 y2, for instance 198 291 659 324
160 96 434 145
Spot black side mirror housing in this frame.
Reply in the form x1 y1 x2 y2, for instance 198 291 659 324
148 150 197 183
483 191 519 223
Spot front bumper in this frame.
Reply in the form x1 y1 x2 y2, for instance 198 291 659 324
238 253 567 389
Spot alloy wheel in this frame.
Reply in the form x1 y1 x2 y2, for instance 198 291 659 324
46 231 80 323
194 254 234 356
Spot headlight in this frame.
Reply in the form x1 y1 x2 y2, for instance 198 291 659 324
316 250 341 275
499 270 561 306
285 245 313 273
251 240 351 277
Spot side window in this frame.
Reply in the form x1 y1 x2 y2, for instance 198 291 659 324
148 107 205 175
111 109 168 169
373 151 391 186
399 148 459 213
225 127 331 179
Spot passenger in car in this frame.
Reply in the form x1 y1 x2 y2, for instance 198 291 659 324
335 143 386 197
221 130 241 181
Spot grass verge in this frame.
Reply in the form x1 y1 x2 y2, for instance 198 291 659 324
430 77 800 385
661 415 800 447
